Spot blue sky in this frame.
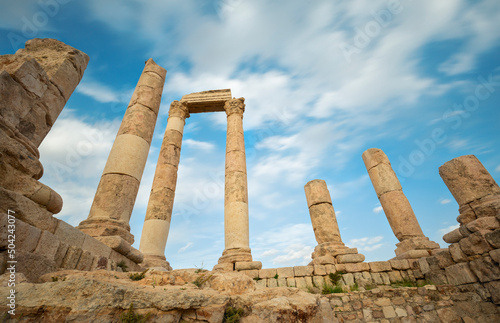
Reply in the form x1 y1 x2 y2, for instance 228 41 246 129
2 0 499 270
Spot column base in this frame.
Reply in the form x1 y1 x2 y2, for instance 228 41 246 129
216 248 253 271
394 236 440 259
78 217 134 244
141 255 173 271
95 235 143 264
310 242 364 265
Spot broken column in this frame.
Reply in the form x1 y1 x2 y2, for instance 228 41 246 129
362 148 439 259
305 179 364 264
139 100 189 269
440 155 500 247
0 38 89 214
216 98 260 271
78 59 166 255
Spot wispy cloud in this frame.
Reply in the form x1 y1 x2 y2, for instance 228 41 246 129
253 223 316 266
438 224 459 236
348 236 385 252
178 242 193 253
183 139 216 151
76 80 124 103
373 205 383 214
440 199 452 205
495 165 500 172
38 110 121 225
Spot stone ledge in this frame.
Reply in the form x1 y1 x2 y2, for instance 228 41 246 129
95 236 143 264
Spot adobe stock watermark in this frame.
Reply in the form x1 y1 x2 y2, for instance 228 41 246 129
339 0 413 63
398 66 500 178
7 0 74 50
6 210 17 316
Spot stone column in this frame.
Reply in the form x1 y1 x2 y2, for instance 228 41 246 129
440 155 500 245
139 101 189 269
305 179 364 264
440 155 500 224
0 39 89 214
216 98 260 271
362 148 439 258
78 59 166 247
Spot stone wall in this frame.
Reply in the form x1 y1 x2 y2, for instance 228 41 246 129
0 39 143 283
0 189 142 282
0 269 497 322
237 253 498 305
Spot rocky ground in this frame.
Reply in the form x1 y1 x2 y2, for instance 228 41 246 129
0 269 499 322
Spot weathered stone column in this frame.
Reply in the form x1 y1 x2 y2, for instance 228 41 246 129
0 38 89 214
216 98 260 271
440 155 500 246
440 155 500 223
305 180 342 243
305 179 364 264
78 59 166 248
362 148 439 258
139 101 189 269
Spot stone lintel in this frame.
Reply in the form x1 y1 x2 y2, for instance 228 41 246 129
181 89 232 113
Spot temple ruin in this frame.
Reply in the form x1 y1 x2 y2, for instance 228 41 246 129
1 39 499 322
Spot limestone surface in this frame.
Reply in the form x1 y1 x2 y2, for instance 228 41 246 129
0 38 88 213
79 58 166 255
181 89 232 113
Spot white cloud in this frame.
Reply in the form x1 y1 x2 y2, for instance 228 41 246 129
438 224 459 236
438 0 500 75
76 80 123 103
440 199 452 205
273 244 314 266
348 236 385 252
183 139 215 151
253 223 316 266
261 249 279 257
495 165 500 173
373 205 384 214
178 242 193 253
329 175 370 200
38 110 121 225
448 139 469 150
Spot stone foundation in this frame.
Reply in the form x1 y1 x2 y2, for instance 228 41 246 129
0 268 497 322
0 188 142 282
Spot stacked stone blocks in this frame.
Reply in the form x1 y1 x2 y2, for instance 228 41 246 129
362 148 440 258
78 58 167 256
304 179 365 265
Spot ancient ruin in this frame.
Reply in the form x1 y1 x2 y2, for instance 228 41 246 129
77 58 166 266
305 179 365 265
1 39 499 322
362 148 440 259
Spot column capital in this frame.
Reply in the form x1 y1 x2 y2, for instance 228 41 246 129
224 98 245 116
169 100 190 119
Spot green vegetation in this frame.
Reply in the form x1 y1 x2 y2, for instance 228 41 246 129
194 262 208 273
117 261 128 272
120 303 151 323
273 273 279 279
193 273 213 288
322 271 346 294
223 306 243 323
129 269 148 281
350 283 359 291
322 284 344 294
365 284 375 290
390 279 433 288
